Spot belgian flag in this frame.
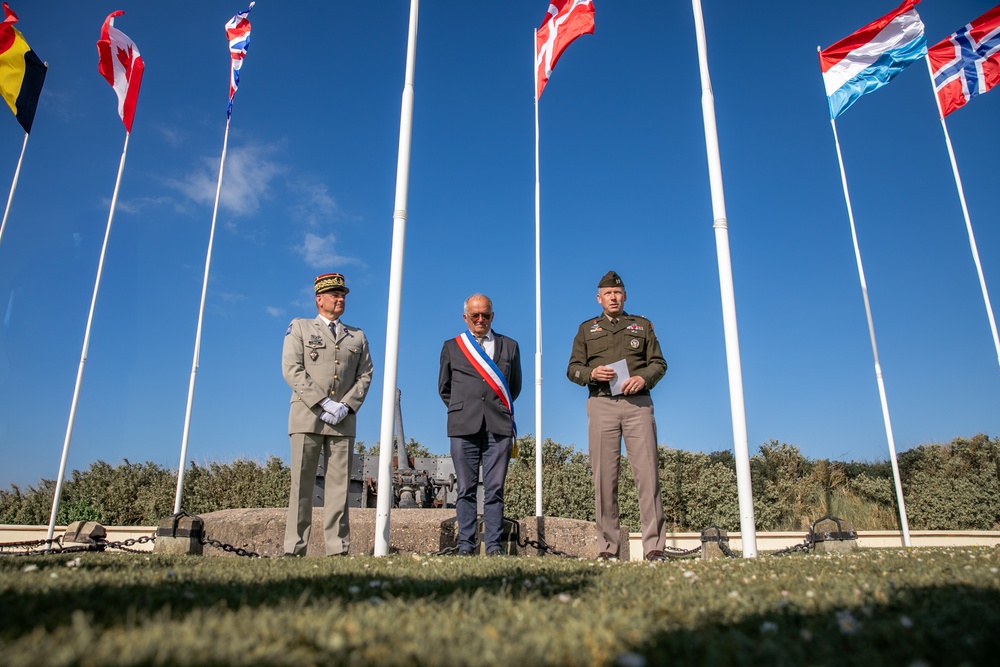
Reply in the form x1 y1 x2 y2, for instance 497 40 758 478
0 2 46 134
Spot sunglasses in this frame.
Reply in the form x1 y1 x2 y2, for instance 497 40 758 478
466 313 493 321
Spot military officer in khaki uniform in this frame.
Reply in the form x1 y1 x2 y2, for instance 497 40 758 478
282 273 373 556
567 270 668 561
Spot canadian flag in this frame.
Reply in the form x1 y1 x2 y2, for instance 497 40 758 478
535 0 595 98
97 10 144 132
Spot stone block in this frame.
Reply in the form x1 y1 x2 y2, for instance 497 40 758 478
153 514 204 556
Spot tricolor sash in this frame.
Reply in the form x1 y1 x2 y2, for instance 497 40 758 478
456 331 516 438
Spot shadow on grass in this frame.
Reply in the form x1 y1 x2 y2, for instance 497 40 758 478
0 553 601 638
630 583 1000 665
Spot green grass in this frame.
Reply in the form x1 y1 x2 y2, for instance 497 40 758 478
2 547 999 666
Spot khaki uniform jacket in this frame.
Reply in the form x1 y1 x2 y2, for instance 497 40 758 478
566 312 666 397
282 316 373 436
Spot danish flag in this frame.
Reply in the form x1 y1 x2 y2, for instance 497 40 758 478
97 11 144 132
535 0 595 99
928 4 1000 117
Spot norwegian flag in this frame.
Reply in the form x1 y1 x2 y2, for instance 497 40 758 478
226 2 254 118
928 4 1000 117
535 0 595 98
97 11 144 133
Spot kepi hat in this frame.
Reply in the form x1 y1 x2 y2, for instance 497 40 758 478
314 273 349 295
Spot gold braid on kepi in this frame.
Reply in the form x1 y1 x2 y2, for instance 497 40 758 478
314 273 349 295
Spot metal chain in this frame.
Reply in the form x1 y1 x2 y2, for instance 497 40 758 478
662 544 702 558
199 536 263 559
103 535 156 554
770 537 815 557
506 518 575 558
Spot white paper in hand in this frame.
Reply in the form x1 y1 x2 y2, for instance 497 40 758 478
608 359 630 396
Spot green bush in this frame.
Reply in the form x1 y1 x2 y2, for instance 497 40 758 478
3 435 998 531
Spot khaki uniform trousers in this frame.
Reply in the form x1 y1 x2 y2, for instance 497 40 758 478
587 394 666 556
284 432 353 556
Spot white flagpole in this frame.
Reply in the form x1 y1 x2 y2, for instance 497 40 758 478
691 0 757 558
374 0 419 557
533 29 543 517
0 132 30 250
826 107 911 547
923 56 1000 368
173 118 232 513
46 131 132 545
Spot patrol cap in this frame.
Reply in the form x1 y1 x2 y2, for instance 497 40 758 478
314 273 349 295
598 270 624 289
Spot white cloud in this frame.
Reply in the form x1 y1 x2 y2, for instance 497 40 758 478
265 306 285 318
115 195 180 215
167 144 285 216
289 179 338 227
296 232 365 270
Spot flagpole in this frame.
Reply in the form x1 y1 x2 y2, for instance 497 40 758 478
691 0 757 558
923 57 1000 369
533 29 543 517
826 109 911 546
374 0 419 557
0 132 29 250
46 131 131 545
172 118 232 513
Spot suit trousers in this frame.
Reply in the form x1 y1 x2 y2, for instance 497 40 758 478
587 394 666 557
450 426 512 553
284 432 353 556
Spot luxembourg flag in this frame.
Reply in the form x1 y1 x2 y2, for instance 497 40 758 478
927 4 1000 117
819 0 927 119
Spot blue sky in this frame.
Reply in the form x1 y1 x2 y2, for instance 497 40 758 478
1 0 998 491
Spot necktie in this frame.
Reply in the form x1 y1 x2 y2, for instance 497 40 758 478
475 336 485 348
329 321 337 337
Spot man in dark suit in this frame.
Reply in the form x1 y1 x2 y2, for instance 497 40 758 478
438 293 522 556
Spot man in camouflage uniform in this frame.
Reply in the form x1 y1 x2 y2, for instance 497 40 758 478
567 270 667 561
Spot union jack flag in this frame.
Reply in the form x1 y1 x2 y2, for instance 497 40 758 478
928 4 1000 117
226 2 254 118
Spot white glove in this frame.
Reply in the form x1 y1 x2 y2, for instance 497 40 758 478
319 411 339 425
320 398 349 424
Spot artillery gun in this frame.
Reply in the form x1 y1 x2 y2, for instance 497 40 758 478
313 389 470 509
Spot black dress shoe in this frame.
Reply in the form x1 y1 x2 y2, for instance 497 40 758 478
597 551 617 561
644 550 666 562
457 549 475 557
328 551 348 557
281 553 301 558
486 549 505 557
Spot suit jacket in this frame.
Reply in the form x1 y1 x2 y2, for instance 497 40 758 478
438 331 522 438
282 316 373 437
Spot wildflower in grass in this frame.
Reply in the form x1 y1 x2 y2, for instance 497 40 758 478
557 593 572 603
800 629 814 641
760 621 778 633
21 564 37 573
348 586 360 594
899 615 913 628
836 609 859 634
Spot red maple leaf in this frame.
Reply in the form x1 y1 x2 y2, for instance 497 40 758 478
116 44 134 80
